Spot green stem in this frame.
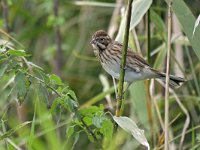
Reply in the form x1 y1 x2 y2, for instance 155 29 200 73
145 8 154 146
146 9 151 64
80 87 115 109
115 0 133 117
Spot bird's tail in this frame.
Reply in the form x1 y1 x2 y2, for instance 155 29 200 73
157 72 185 88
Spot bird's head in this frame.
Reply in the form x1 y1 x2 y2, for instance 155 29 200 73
90 30 112 51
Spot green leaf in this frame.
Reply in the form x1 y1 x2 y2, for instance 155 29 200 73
15 72 27 104
66 125 74 138
100 120 113 139
129 81 148 126
0 121 31 140
57 86 69 94
28 110 36 149
116 0 152 42
153 43 166 69
83 116 93 125
49 74 63 85
0 63 8 77
72 132 79 150
67 90 77 101
58 96 78 112
192 14 200 36
37 84 49 106
8 49 27 56
170 0 200 60
68 99 79 110
150 10 166 38
113 116 149 150
80 106 103 116
50 98 59 113
92 115 102 128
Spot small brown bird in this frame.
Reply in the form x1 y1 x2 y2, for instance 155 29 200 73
90 30 185 89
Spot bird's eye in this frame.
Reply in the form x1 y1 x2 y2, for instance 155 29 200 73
99 38 104 42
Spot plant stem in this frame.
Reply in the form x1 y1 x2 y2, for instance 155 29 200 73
115 0 133 117
145 8 154 146
164 0 172 149
146 9 151 64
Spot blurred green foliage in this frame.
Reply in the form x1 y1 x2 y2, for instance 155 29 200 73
0 0 200 150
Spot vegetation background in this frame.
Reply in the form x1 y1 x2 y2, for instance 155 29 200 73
0 0 200 149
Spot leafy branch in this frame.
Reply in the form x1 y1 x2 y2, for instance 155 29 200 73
0 42 98 141
25 72 97 140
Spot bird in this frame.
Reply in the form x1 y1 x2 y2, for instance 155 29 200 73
90 30 185 92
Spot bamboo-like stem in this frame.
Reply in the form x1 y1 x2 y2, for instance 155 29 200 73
115 0 133 118
146 9 151 64
145 8 154 146
164 0 172 149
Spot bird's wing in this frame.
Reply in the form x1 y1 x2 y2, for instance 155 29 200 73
114 41 149 67
127 49 149 66
114 41 151 72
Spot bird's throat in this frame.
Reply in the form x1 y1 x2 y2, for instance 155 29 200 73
97 43 106 51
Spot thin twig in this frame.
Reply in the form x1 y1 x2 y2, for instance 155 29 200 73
74 110 97 141
150 81 164 130
0 29 25 48
155 125 200 150
158 77 190 150
171 90 190 150
26 72 61 97
164 0 172 149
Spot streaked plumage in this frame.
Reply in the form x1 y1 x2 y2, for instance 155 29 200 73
90 30 185 87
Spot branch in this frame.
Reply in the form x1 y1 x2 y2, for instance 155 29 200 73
115 0 133 117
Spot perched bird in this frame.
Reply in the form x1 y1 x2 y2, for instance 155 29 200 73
90 30 185 90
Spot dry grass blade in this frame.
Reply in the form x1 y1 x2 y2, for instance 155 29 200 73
164 1 173 149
